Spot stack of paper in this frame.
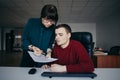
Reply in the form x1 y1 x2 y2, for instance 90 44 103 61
28 51 57 63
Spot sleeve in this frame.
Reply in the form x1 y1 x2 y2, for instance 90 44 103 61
47 27 55 53
48 31 55 49
21 18 32 50
66 42 94 73
50 45 58 64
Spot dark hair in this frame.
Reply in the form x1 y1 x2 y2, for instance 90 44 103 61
41 4 58 23
55 24 72 33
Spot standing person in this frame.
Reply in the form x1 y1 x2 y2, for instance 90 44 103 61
42 24 94 73
20 4 58 67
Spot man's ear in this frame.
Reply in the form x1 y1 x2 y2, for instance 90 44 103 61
68 33 71 38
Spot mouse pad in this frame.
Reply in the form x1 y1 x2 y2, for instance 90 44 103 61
41 72 97 78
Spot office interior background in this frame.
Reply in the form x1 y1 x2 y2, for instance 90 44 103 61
0 0 120 66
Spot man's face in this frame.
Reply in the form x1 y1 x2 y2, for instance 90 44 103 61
42 18 55 28
55 27 70 48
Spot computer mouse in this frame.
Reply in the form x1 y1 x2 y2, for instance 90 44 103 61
28 68 37 74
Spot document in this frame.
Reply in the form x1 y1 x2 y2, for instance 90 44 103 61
28 51 57 63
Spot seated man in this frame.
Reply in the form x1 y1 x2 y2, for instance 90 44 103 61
42 24 94 73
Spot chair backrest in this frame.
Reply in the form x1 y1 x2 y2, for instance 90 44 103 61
71 32 94 57
109 46 120 55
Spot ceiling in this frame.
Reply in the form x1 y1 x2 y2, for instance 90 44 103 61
0 0 120 28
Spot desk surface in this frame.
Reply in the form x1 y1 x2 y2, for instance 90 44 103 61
0 67 120 80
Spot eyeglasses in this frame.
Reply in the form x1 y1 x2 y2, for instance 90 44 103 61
43 18 55 25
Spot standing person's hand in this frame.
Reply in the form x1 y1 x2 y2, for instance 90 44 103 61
28 45 43 55
33 46 43 55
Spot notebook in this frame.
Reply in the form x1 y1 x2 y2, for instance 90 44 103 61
41 72 97 78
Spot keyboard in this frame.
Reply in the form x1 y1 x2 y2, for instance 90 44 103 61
41 72 97 78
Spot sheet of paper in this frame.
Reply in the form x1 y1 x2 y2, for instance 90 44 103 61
28 51 57 63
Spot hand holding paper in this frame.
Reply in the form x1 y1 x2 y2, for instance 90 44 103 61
28 51 57 63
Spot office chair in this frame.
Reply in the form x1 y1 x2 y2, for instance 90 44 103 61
108 46 120 55
71 32 94 57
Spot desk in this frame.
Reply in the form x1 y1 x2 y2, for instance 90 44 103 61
93 55 120 68
0 67 120 80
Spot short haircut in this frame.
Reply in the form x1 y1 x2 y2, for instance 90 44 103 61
41 4 58 23
55 24 72 33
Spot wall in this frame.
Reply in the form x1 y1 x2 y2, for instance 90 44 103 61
96 11 120 51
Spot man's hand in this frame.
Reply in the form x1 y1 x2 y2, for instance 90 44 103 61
41 64 50 69
46 48 52 58
45 52 51 58
50 64 66 72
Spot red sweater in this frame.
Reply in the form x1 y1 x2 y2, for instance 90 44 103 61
52 40 94 73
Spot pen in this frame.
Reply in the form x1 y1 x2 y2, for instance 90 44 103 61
41 52 46 56
28 50 46 56
28 49 34 52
